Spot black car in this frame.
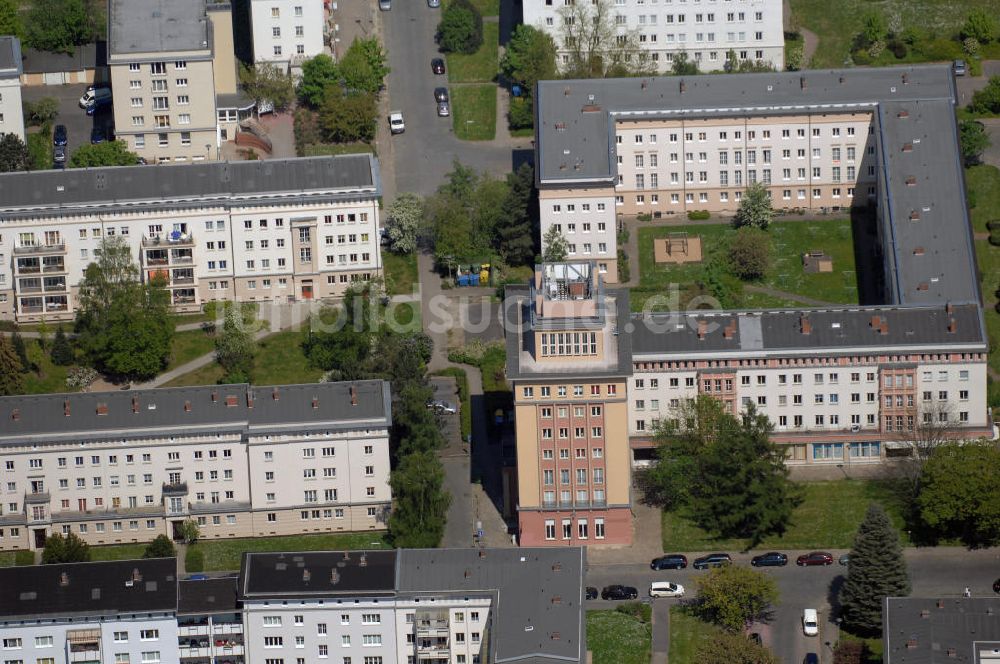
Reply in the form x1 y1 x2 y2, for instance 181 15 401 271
692 553 732 570
585 586 598 600
431 58 446 74
90 126 106 144
804 654 819 664
434 87 449 103
651 554 688 570
53 124 67 146
600 585 638 600
750 552 788 567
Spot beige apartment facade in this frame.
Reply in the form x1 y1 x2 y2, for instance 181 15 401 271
0 381 392 552
0 155 383 323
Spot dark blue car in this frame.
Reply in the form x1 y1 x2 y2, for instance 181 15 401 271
750 552 788 567
53 124 67 146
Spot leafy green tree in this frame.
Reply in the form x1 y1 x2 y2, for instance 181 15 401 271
962 8 998 44
11 331 30 370
695 566 779 632
696 631 778 664
500 25 557 97
69 141 141 168
239 62 296 111
542 225 569 262
318 90 377 143
340 37 390 94
725 50 777 73
839 503 910 635
50 326 74 366
672 50 699 75
728 227 771 280
861 11 887 46
215 305 255 383
733 182 773 230
25 0 91 53
75 236 174 380
971 76 1000 115
0 0 23 39
388 450 451 547
143 534 177 559
558 0 651 78
960 120 991 166
0 335 24 395
299 54 340 107
179 519 200 545
41 532 91 563
385 193 423 254
0 133 28 172
916 442 1000 547
438 0 483 54
22 98 59 127
496 163 537 265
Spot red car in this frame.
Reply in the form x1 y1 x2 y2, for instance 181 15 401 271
796 552 834 566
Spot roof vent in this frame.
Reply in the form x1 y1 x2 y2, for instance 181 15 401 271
800 315 812 335
902 143 913 152
272 388 280 401
11 408 19 421
132 396 139 413
913 247 925 256
524 625 534 632
897 110 909 119
905 176 917 186
184 401 191 412
302 569 311 583
56 184 65 192
312 397 319 409
64 400 70 417
59 572 69 587
96 403 108 416
890 86 897 93
588 93 595 102
225 395 238 407
948 318 957 334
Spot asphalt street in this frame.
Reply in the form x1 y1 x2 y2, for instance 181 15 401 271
380 0 528 197
585 548 1000 664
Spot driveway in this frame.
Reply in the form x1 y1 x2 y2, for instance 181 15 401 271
22 83 114 163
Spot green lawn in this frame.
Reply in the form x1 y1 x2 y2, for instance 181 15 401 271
976 239 1000 378
89 543 150 562
635 219 858 311
669 606 724 664
0 551 16 567
789 0 993 68
661 480 913 551
165 328 217 371
190 532 390 571
967 164 1000 234
452 85 497 140
446 0 499 16
587 610 652 664
383 251 419 296
302 142 376 157
20 339 75 394
446 22 499 83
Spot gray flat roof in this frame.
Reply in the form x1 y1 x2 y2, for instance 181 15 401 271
0 155 380 218
239 550 397 599
22 42 101 74
883 597 1000 664
397 548 586 664
630 304 984 357
0 380 392 446
0 36 21 75
109 0 210 56
0 558 177 621
178 576 240 615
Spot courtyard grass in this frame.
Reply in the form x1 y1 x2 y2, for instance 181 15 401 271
0 551 16 567
189 532 390 571
89 543 151 562
669 606 724 664
165 328 217 371
587 609 652 664
20 339 75 394
383 251 419 296
967 164 1000 234
661 479 913 552
975 239 1000 379
451 85 497 141
446 22 499 84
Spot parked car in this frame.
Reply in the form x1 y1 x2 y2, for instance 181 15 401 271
796 552 834 566
428 400 457 414
79 85 111 109
389 111 405 134
427 0 440 6
804 654 819 664
802 609 819 636
750 552 788 567
86 94 112 116
585 586 598 600
378 0 391 10
692 553 732 570
954 59 967 76
53 124 67 146
437 101 450 117
434 87 449 103
53 144 66 167
432 58 446 75
600 585 638 600
649 582 684 598
994 578 1000 594
650 554 687 570
838 553 851 566
90 126 105 144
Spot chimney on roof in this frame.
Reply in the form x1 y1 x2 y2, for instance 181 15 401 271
917 282 929 291
947 648 957 658
906 639 918 650
697 320 707 340
563 87 571 96
96 403 108 416
838 75 845 84
902 73 909 85
132 396 139 414
902 143 913 152
641 79 647 90
552 562 562 572
550 632 561 640
131 568 142 583
920 609 930 618
880 321 889 335
464 568 472 578
359 554 367 567
343 551 350 561
870 315 881 329
184 401 191 413
330 569 340 585
311 397 319 409
10 408 18 421
551 596 562 604
350 385 357 406
679 80 686 94
225 395 238 407
946 302 954 314
800 315 812 335
937 599 945 609
897 110 909 119
64 400 70 417
913 247 925 256
272 387 280 401
246 389 254 409
479 550 486 559
302 569 311 582
910 210 920 221
906 176 917 186
800 76 806 90
723 321 736 339
211 391 218 403
59 572 69 587
948 318 957 334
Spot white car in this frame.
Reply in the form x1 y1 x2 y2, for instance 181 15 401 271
649 582 684 598
802 609 819 636
428 400 457 414
389 111 405 134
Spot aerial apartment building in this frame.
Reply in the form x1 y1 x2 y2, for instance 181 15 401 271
523 0 784 75
0 380 392 552
249 0 326 76
0 548 586 664
0 154 383 323
0 36 25 142
511 64 990 547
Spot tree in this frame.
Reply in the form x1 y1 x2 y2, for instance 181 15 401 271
500 25 557 95
178 519 200 545
385 193 423 254
733 182 773 230
0 0 23 40
25 0 92 53
971 76 1000 115
11 331 30 370
0 336 24 395
389 450 451 547
438 0 483 54
494 164 537 265
143 534 177 558
339 37 390 94
916 442 1000 547
215 305 255 383
22 97 59 127
75 236 174 380
860 10 887 47
960 120 991 166
50 326 74 366
542 225 569 262
725 50 777 73
68 141 140 168
0 133 29 172
728 228 771 280
299 54 340 107
962 8 997 44
839 503 910 635
318 90 377 143
239 62 296 112
695 566 779 632
41 532 91 563
672 50 699 76
558 0 651 78
890 403 963 499
696 632 778 664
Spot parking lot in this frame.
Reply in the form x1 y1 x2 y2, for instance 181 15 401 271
22 82 114 166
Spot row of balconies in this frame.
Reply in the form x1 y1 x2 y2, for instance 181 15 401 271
13 242 66 255
15 257 66 274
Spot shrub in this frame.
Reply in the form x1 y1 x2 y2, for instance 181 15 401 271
728 228 771 280
616 602 652 623
637 213 653 222
617 248 630 283
987 220 1000 231
989 232 1000 246
687 209 711 220
438 0 483 55
185 547 205 573
833 640 867 664
14 550 34 566
65 366 98 389
887 39 907 59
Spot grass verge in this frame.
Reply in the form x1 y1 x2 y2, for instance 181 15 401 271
383 251 419 296
19 338 75 394
452 85 497 141
967 164 1000 234
89 543 150 562
446 22 499 83
669 605 724 664
302 142 375 157
587 609 652 664
166 328 217 371
189 532 390 571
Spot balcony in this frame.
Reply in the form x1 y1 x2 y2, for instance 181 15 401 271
171 275 196 285
213 622 243 634
163 481 189 496
14 262 40 274
171 251 194 264
42 259 67 274
415 619 450 637
178 623 210 636
179 646 212 659
416 644 451 660
24 491 50 504
188 500 251 513
143 232 194 247
173 294 197 305
68 649 101 664
14 242 65 255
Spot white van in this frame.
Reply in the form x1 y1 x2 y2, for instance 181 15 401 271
79 86 111 109
378 0 391 10
649 582 685 598
802 609 819 636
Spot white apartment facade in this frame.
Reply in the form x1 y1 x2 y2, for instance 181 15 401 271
0 381 392 552
250 0 326 75
523 0 784 74
0 36 25 142
0 155 383 323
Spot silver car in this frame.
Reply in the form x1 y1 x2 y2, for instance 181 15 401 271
428 0 440 7
437 101 450 117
